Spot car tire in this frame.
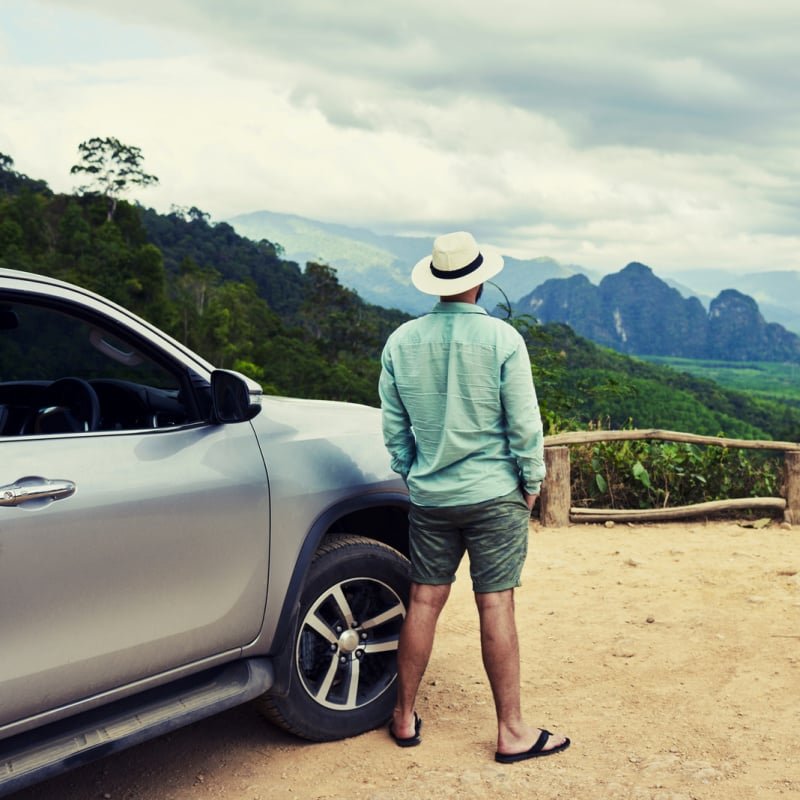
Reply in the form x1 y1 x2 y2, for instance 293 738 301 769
259 534 410 741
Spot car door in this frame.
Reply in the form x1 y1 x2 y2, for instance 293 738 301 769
0 290 270 729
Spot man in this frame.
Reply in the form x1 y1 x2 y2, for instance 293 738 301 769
379 231 570 763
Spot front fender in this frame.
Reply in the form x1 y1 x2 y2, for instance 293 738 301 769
262 490 409 696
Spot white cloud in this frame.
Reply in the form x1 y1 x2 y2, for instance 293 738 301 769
1 0 799 276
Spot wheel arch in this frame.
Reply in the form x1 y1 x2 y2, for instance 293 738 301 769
325 499 410 559
264 491 409 694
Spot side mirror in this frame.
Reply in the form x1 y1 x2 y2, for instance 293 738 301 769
210 370 262 424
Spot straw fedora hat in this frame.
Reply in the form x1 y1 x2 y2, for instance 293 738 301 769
411 231 504 296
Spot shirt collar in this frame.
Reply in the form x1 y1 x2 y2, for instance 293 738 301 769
430 301 488 315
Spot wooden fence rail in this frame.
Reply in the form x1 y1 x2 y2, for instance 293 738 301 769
539 428 800 527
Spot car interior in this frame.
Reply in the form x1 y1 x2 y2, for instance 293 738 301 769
0 296 206 436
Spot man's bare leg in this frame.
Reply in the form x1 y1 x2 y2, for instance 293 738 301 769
475 589 568 755
391 582 451 738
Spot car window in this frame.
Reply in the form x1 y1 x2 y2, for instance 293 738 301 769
0 297 202 435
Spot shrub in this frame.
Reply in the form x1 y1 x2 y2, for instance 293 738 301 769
569 435 782 510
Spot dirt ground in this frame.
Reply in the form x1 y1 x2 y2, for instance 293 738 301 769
13 520 800 800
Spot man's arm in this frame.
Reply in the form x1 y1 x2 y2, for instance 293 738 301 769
522 491 539 511
501 337 546 495
379 346 416 480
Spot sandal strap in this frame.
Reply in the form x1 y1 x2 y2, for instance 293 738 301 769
531 729 552 753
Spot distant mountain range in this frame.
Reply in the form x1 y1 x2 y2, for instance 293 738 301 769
517 263 800 363
227 210 598 316
227 210 800 352
658 268 800 334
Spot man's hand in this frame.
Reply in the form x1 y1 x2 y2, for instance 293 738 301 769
523 491 538 511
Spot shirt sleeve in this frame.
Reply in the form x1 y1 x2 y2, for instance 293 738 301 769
378 342 416 480
500 335 546 494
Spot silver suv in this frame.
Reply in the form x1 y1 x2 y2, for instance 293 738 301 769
0 268 410 796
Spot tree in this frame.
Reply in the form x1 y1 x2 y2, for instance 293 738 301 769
70 137 158 220
0 152 50 195
168 205 210 224
300 262 386 359
0 153 18 194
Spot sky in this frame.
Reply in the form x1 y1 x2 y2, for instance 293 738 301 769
1 0 799 275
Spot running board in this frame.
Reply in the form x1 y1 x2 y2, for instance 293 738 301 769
0 657 274 797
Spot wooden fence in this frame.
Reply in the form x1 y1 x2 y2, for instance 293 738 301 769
539 429 800 527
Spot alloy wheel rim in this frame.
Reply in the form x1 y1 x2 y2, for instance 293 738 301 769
296 577 406 711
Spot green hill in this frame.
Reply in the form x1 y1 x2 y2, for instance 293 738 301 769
521 320 800 441
2 153 799 444
226 209 589 316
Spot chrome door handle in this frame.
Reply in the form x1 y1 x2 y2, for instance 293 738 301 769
0 476 76 507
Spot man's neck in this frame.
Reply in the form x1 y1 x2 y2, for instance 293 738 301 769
440 285 481 304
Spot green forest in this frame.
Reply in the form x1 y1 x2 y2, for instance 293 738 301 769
2 146 798 511
641 356 800 405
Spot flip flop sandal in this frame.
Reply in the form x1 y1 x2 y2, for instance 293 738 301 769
388 712 423 748
495 729 571 763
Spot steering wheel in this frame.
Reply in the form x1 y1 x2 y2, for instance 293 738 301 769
30 377 101 434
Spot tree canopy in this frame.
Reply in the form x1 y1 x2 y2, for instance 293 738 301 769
0 152 50 195
70 137 158 220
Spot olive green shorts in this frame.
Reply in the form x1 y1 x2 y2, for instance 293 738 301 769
408 488 530 593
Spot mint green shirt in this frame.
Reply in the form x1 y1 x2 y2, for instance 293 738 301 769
379 302 545 507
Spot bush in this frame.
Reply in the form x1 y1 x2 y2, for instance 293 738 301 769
569 434 782 510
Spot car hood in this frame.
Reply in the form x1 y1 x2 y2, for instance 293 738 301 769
254 394 382 438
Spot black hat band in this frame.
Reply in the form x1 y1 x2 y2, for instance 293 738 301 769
429 252 483 280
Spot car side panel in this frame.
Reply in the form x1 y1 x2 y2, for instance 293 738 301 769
0 422 269 730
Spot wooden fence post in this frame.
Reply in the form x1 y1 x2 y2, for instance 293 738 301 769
540 446 571 527
784 451 800 525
